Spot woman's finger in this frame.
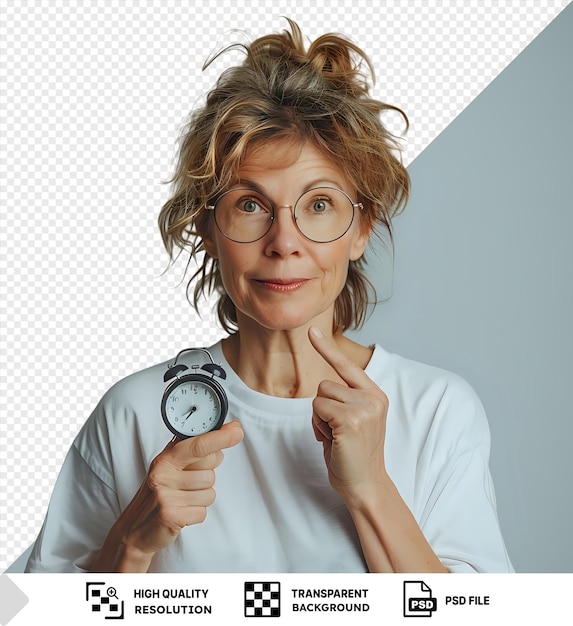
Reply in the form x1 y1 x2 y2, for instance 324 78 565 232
308 326 376 389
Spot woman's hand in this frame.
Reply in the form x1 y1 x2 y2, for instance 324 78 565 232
308 327 447 573
92 420 244 572
308 326 389 506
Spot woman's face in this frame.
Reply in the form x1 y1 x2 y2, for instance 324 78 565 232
202 141 369 333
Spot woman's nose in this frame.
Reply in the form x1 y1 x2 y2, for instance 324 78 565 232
263 205 303 256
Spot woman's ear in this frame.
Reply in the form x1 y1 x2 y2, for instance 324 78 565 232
201 229 219 259
349 222 370 261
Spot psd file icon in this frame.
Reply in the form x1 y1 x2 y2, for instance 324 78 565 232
403 581 437 617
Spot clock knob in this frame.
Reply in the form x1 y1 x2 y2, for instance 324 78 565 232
164 364 188 382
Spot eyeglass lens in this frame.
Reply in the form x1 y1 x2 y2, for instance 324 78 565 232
212 187 356 243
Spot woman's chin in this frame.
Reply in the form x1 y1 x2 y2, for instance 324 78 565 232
240 306 323 334
257 316 312 333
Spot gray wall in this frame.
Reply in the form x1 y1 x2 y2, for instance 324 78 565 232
351 4 572 572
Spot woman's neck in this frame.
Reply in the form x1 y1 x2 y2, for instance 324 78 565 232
221 315 372 398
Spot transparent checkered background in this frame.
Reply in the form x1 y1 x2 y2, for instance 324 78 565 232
1 0 569 571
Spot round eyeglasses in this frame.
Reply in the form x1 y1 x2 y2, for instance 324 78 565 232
205 186 363 244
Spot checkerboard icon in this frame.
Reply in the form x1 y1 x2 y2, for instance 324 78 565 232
244 582 281 617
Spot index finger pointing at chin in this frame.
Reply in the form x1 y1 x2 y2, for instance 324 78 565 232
308 326 375 390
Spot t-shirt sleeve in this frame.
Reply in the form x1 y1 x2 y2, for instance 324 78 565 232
24 363 167 573
412 376 514 572
24 444 121 573
24 377 141 573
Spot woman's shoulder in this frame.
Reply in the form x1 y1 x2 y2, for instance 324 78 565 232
73 346 224 469
99 344 224 409
74 357 172 452
78 345 223 442
101 358 171 404
368 344 489 435
369 344 473 389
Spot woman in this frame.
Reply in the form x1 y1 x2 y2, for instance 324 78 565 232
25 20 513 573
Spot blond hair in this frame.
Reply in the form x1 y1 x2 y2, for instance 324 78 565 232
158 19 409 333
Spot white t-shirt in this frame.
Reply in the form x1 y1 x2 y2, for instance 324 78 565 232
25 341 513 573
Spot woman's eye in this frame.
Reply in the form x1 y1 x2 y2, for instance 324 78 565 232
239 199 263 213
310 198 333 213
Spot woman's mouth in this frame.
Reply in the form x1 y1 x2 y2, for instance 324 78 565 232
253 278 309 292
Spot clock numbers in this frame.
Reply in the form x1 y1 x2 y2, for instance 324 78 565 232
165 380 222 437
162 359 227 439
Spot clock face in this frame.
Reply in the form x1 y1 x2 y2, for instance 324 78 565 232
163 377 224 438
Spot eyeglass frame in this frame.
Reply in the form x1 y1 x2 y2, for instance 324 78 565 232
205 185 364 244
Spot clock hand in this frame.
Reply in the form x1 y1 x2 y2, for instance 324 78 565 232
181 406 197 424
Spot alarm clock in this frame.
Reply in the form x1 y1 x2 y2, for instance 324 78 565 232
161 348 228 439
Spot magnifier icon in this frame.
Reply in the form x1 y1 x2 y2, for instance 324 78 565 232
107 587 118 599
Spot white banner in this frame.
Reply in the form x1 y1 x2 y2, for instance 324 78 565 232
1 573 571 625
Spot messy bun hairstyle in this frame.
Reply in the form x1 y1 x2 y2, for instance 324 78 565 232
158 19 409 333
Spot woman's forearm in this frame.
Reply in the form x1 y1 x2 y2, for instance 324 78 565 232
90 485 156 573
91 532 154 572
346 478 448 574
